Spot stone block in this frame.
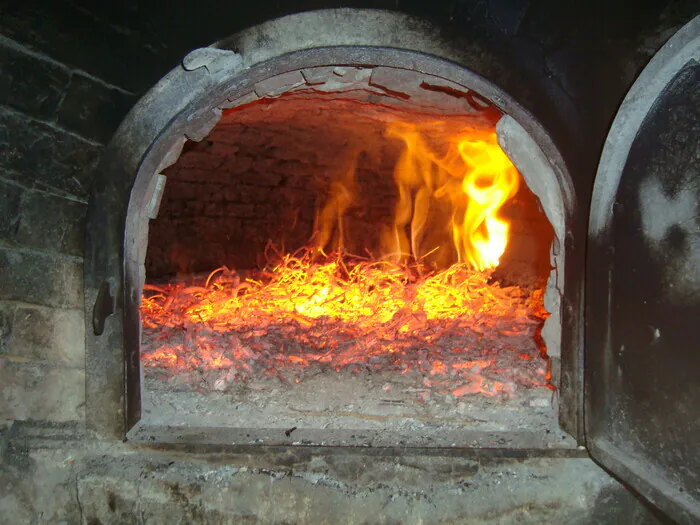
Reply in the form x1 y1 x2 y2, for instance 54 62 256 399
0 303 13 356
0 248 83 308
0 108 102 198
60 455 668 525
309 67 374 94
0 180 23 242
77 475 140 524
369 67 422 99
0 361 85 421
411 79 485 114
15 192 86 256
220 91 260 109
13 449 82 524
5 305 84 366
0 38 70 120
301 66 336 85
57 72 136 144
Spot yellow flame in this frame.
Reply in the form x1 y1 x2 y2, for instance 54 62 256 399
315 122 519 271
454 137 520 270
313 152 359 254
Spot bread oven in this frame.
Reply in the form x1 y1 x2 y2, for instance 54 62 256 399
84 11 576 448
82 9 699 523
134 66 568 448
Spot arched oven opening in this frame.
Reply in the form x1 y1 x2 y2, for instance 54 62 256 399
137 70 568 446
86 10 577 447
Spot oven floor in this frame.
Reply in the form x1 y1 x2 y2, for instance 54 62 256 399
137 368 575 448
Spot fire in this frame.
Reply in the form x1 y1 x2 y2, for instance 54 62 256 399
316 122 520 270
140 121 550 400
141 251 550 398
455 137 520 270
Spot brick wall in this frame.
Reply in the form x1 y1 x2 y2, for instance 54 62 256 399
0 33 135 422
147 97 401 276
147 95 553 283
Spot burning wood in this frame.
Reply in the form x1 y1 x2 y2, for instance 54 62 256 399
141 120 550 401
141 250 550 399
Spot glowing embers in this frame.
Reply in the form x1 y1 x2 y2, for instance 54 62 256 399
141 251 550 399
140 120 549 403
315 123 519 271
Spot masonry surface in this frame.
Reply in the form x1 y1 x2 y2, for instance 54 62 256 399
0 0 692 523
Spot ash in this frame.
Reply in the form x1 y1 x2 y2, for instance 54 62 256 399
139 263 559 444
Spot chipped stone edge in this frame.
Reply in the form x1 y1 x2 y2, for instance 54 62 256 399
497 115 571 366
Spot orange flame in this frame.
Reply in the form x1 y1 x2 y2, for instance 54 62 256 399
140 119 551 399
453 136 520 270
315 122 520 270
313 151 359 254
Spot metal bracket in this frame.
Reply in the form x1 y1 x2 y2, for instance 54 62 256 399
92 280 115 336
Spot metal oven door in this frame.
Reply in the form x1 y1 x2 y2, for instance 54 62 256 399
586 15 700 525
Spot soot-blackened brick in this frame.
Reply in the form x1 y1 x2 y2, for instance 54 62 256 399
0 39 70 120
0 248 83 309
0 361 85 421
57 73 136 144
179 152 225 171
0 180 23 243
16 192 86 256
0 0 165 93
221 155 254 176
0 303 13 356
0 108 101 198
6 305 84 366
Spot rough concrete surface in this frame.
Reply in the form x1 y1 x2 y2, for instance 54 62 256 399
0 423 665 525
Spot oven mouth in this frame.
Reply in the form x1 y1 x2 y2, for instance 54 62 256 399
135 75 565 447
84 11 577 446
126 63 570 448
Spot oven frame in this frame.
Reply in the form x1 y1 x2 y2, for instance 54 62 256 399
83 10 580 445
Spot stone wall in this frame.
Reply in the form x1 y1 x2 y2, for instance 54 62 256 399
0 31 135 422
